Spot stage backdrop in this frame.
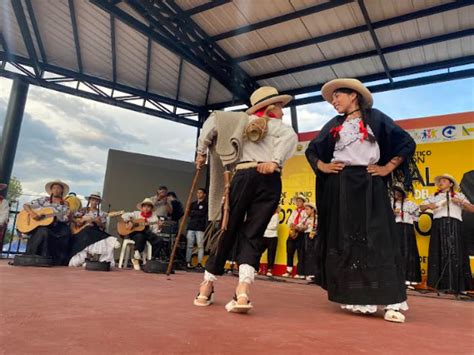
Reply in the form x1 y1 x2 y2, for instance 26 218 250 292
261 111 474 284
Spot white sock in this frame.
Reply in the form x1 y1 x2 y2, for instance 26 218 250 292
133 250 141 260
239 264 255 284
204 270 217 282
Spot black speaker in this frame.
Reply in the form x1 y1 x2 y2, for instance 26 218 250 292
85 260 111 272
11 255 53 267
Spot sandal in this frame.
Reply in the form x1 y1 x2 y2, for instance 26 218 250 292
225 293 253 313
384 309 406 323
193 287 214 307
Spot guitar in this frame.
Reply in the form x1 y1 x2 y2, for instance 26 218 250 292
71 210 124 235
17 207 58 234
117 218 164 236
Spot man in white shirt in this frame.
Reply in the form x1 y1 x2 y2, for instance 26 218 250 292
193 86 297 313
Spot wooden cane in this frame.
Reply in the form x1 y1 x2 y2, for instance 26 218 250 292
166 168 201 276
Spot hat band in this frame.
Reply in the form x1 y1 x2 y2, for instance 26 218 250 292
252 93 281 106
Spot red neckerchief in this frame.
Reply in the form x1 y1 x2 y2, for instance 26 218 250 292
330 125 343 138
359 120 368 141
255 108 278 118
140 211 153 222
434 189 456 198
294 208 304 225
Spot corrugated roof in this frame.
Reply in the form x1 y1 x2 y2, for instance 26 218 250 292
1 0 472 118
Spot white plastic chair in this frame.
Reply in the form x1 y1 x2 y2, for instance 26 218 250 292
118 239 152 268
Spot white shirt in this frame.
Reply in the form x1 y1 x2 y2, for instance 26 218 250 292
0 199 9 225
197 112 297 167
391 199 419 225
298 214 317 233
332 118 380 166
287 208 306 227
423 192 468 222
264 213 279 238
122 211 161 234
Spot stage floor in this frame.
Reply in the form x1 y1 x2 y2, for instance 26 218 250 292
0 260 472 354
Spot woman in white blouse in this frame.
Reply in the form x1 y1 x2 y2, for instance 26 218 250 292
391 185 421 287
69 192 117 267
296 202 318 281
420 174 474 294
305 79 417 323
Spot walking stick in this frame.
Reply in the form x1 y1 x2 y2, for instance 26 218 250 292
166 169 201 276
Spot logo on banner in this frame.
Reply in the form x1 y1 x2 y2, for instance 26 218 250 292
442 125 456 139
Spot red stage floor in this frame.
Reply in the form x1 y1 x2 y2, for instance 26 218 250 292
0 260 472 354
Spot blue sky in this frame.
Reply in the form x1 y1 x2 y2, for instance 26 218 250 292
0 76 473 200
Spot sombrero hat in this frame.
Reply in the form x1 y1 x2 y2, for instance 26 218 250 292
321 78 373 108
434 173 459 190
304 202 316 210
292 194 308 203
136 198 156 211
45 179 70 197
86 192 102 201
246 86 292 115
0 183 6 191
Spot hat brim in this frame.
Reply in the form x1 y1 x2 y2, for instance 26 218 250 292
392 186 407 195
434 175 459 189
292 196 308 203
45 181 70 197
86 195 102 202
136 202 156 211
321 79 373 108
246 94 292 115
304 202 316 210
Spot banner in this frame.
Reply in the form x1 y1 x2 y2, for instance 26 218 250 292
261 112 474 281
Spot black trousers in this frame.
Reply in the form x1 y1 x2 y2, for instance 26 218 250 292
206 169 281 275
286 232 304 269
26 222 71 265
130 230 164 258
262 237 278 269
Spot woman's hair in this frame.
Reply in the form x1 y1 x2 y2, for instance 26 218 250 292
332 88 375 143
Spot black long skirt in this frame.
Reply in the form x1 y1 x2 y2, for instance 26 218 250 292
70 225 111 258
298 233 318 276
396 222 421 283
427 217 472 293
316 166 406 305
26 222 71 265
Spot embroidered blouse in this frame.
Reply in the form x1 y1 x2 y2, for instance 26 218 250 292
423 192 468 221
29 196 70 223
331 117 380 166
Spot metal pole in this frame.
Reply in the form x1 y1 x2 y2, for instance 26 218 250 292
0 78 29 197
290 105 299 133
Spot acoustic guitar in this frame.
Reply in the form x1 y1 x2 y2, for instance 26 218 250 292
17 207 58 234
71 210 124 235
117 218 164 237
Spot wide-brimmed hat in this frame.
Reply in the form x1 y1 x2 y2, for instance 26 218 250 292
292 194 308 203
136 198 156 211
246 86 292 115
434 173 459 190
0 183 6 191
304 202 316 210
86 192 102 201
321 78 373 108
45 180 70 197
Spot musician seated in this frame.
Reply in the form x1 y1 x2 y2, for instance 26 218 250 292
69 192 118 267
121 198 165 271
23 179 71 265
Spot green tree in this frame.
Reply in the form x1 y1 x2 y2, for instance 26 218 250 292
6 176 22 201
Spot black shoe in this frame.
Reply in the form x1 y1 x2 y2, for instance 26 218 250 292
196 263 203 269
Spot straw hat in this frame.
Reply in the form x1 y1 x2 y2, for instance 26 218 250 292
86 192 102 201
45 179 70 197
292 194 308 203
136 198 156 211
246 86 292 115
434 173 459 190
321 78 373 108
304 202 316 210
0 183 6 191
